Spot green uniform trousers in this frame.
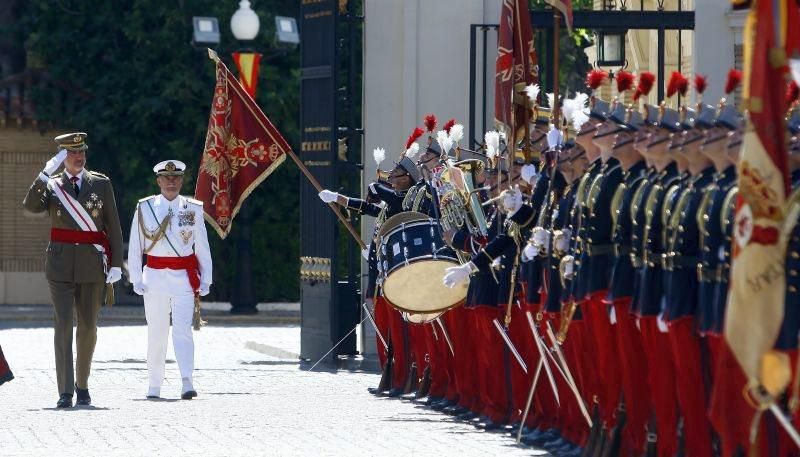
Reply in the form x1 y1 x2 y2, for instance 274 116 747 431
49 280 103 396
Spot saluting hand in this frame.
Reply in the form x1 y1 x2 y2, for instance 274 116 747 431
43 149 68 176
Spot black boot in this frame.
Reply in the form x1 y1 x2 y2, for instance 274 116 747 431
75 384 91 406
415 365 431 399
402 362 418 395
581 405 602 457
56 393 73 408
601 402 626 457
369 358 393 396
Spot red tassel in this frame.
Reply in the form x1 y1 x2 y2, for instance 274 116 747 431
443 118 456 134
694 74 708 96
616 70 635 94
633 72 656 101
787 81 799 105
725 69 743 95
424 114 437 132
405 127 424 150
586 69 608 91
667 71 689 98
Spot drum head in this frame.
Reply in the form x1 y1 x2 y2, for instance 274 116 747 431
383 259 467 313
378 211 429 239
403 310 444 324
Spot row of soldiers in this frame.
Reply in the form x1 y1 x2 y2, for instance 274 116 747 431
320 69 800 456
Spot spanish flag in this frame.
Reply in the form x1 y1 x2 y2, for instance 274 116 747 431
710 1 796 454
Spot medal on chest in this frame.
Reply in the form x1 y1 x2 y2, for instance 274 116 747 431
178 210 196 227
83 193 104 218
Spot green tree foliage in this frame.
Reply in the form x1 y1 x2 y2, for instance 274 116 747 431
17 0 301 301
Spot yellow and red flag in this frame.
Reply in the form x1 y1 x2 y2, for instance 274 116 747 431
495 0 538 144
195 52 288 239
711 0 796 452
232 52 262 98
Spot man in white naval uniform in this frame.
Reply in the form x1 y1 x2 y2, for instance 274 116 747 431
127 160 212 400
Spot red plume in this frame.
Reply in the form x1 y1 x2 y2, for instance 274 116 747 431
586 69 608 91
694 74 708 95
633 71 656 101
405 127 424 150
666 71 689 98
725 69 743 94
787 81 800 105
443 118 456 134
423 114 437 132
616 70 635 94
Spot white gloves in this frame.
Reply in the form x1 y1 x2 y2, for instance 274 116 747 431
657 312 669 333
43 149 68 176
554 228 571 254
133 282 148 295
318 189 340 204
443 262 473 288
532 227 551 256
105 267 122 284
521 164 538 185
500 185 523 216
199 283 211 297
546 126 563 149
361 248 370 260
522 243 539 262
560 255 575 279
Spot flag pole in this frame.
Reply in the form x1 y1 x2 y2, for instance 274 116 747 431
207 49 366 250
552 8 560 128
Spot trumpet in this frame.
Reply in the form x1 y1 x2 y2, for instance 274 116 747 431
438 160 490 241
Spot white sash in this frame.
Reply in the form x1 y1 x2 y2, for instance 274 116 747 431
48 179 108 270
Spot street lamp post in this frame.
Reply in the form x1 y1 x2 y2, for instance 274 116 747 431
229 0 261 315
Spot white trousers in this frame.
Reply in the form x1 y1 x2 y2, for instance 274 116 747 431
144 293 194 389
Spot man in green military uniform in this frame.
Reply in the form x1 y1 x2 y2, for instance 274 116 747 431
22 132 124 408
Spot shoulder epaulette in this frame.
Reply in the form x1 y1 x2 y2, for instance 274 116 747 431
185 197 204 206
87 171 109 179
138 195 156 203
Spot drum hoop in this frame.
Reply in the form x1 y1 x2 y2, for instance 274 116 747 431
384 293 465 314
402 311 445 325
383 253 459 276
381 219 439 238
377 211 429 238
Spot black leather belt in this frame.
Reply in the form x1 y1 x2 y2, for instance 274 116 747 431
614 245 633 257
663 253 699 270
697 265 716 282
586 244 615 256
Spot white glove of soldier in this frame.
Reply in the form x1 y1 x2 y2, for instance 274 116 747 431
520 164 538 185
546 126 563 149
554 228 571 254
562 256 575 277
657 312 669 333
443 262 474 288
199 283 211 297
522 242 539 262
490 256 502 270
318 189 340 203
532 227 551 255
133 282 148 295
361 248 370 260
500 185 523 216
42 149 68 179
105 267 122 284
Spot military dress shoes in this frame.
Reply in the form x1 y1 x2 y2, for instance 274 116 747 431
181 390 198 400
56 393 73 408
75 385 91 406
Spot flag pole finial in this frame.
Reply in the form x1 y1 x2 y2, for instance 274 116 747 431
207 48 221 63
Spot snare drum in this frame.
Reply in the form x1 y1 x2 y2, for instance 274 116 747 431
377 212 467 314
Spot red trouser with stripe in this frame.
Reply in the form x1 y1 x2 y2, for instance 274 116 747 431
408 322 429 387
507 302 539 424
373 296 391 368
609 297 651 455
638 316 678 457
667 316 713 457
458 308 483 413
423 322 449 399
473 306 512 423
386 306 410 390
562 319 595 446
441 307 462 402
582 292 623 427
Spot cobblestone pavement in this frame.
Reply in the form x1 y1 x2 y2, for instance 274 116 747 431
0 322 544 457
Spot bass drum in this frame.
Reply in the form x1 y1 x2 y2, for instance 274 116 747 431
377 212 467 314
403 310 445 325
